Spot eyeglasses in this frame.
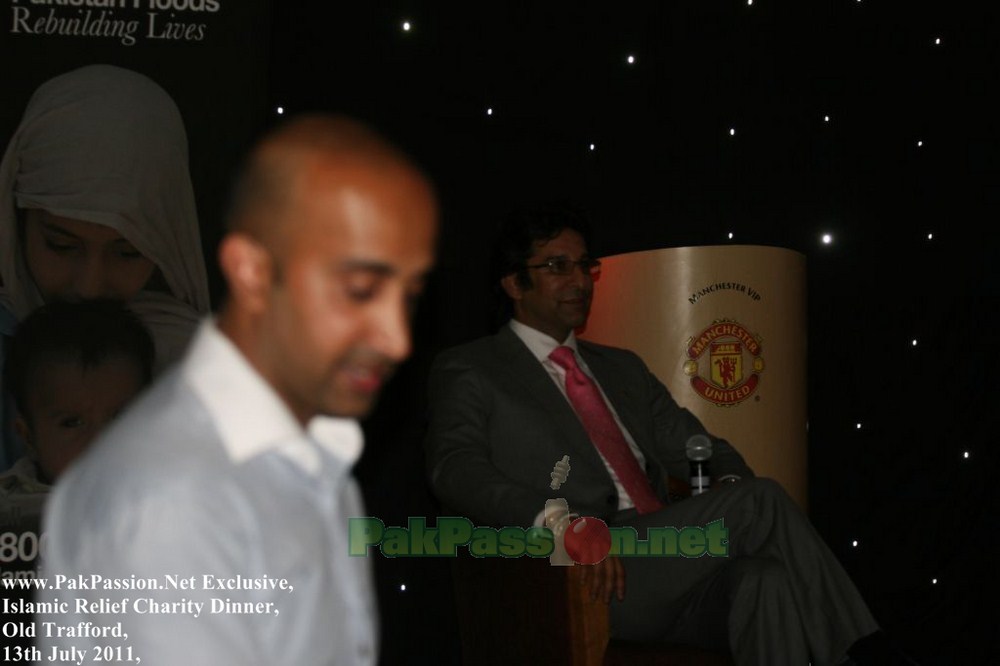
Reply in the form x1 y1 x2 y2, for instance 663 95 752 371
524 257 602 276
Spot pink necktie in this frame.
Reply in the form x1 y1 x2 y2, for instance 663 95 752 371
549 345 665 515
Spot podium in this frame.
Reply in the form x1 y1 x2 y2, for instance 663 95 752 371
580 245 808 512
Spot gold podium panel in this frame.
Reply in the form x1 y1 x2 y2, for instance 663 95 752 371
580 245 808 512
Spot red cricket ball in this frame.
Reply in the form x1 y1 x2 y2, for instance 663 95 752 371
563 516 611 565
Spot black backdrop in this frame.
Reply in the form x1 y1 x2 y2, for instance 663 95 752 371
264 4 995 664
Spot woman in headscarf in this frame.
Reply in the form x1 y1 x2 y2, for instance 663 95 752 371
0 64 211 469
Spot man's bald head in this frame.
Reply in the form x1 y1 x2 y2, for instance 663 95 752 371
217 113 438 423
226 114 432 253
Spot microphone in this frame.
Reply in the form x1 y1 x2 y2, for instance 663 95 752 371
686 434 713 496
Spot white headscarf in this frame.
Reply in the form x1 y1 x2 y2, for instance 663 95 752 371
0 64 210 370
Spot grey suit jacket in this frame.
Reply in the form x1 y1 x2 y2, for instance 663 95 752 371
425 325 753 527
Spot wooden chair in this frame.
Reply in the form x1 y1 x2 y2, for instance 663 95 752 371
451 554 733 665
448 474 737 665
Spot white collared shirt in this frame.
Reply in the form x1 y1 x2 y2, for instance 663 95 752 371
183 319 364 475
509 319 647 511
39 319 377 666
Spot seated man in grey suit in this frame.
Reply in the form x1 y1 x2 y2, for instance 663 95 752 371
424 203 911 666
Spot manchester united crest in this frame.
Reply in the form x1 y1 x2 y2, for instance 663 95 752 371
683 319 764 406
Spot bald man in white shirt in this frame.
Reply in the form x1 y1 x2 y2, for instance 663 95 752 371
38 115 438 666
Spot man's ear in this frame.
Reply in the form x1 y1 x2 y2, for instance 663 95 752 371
218 233 274 313
500 273 523 302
